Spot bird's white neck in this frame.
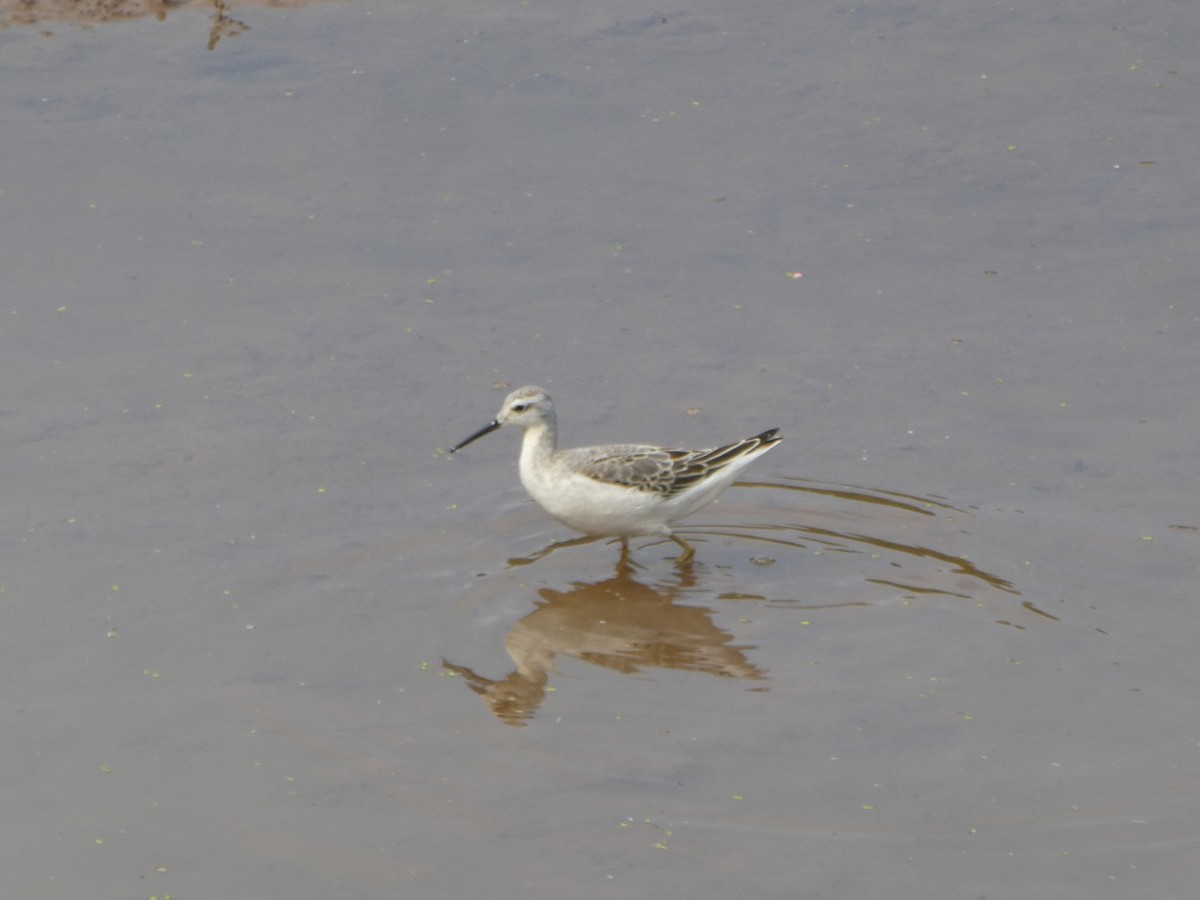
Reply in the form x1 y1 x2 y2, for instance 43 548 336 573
518 418 557 491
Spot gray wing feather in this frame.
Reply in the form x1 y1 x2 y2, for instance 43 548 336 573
578 429 780 496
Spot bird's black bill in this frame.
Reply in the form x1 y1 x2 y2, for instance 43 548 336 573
449 419 501 453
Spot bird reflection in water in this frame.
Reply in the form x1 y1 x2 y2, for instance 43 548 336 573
442 556 765 726
443 476 1033 725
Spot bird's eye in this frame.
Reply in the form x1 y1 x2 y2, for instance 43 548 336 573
512 403 528 412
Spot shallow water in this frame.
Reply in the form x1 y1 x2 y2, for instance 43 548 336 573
3 1 1197 897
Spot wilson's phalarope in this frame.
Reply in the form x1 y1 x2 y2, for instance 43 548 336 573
449 386 781 560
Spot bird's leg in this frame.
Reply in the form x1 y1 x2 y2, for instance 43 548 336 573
614 538 635 575
670 534 696 563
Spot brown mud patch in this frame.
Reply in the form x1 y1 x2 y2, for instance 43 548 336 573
1 0 332 48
